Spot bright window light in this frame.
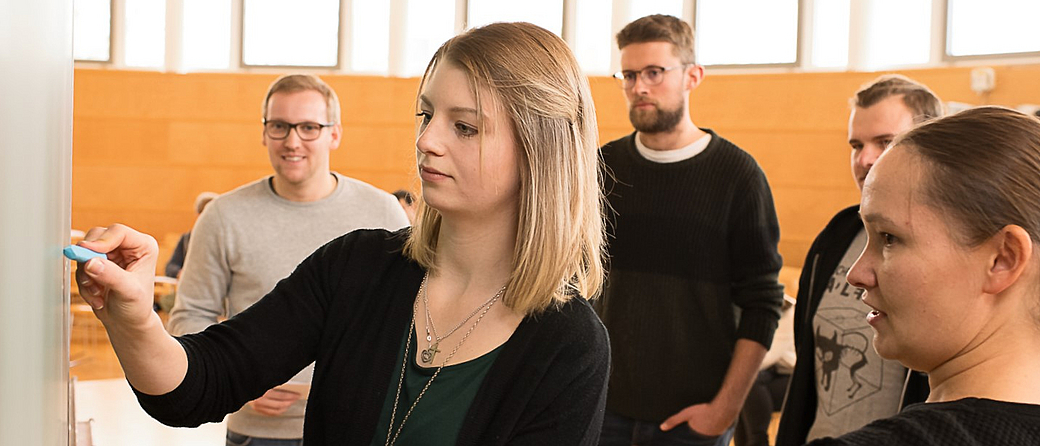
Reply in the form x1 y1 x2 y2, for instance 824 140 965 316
402 0 455 77
573 0 613 74
242 0 339 67
626 0 683 23
124 0 166 68
696 0 798 65
74 0 111 61
811 0 850 68
859 0 930 69
351 0 390 73
182 0 231 70
948 0 1040 57
467 0 564 36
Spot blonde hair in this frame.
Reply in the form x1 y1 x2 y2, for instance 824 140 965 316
262 74 341 123
403 22 604 316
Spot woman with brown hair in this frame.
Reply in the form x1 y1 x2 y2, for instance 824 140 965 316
807 106 1040 445
72 22 608 446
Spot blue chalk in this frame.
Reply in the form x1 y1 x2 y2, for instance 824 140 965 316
64 245 106 263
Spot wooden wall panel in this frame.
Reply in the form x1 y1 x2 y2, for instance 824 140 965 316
73 64 1040 268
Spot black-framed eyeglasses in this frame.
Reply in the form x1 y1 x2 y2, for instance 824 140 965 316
613 65 687 89
262 119 335 141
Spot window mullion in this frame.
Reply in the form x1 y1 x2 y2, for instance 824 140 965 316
230 0 243 69
111 0 126 67
165 0 184 72
388 0 407 77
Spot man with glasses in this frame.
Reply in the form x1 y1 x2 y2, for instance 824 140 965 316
168 74 409 446
597 14 783 446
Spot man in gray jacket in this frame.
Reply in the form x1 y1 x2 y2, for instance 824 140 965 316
168 74 409 445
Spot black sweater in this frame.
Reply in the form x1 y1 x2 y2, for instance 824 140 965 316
135 228 611 445
775 205 928 446
598 130 783 422
806 398 1040 445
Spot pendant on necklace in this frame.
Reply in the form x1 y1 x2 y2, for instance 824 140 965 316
421 343 440 364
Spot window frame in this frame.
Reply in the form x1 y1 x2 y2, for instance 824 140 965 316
691 0 804 69
73 0 115 64
74 0 1040 76
238 0 344 70
940 0 1040 62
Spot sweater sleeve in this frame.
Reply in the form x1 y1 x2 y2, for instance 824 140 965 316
727 159 784 348
133 232 354 427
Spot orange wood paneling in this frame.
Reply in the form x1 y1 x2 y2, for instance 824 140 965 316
74 64 1040 267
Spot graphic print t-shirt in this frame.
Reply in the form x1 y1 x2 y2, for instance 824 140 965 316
806 229 906 441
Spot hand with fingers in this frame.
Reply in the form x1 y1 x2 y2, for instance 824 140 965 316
249 389 303 416
660 400 738 438
73 224 160 328
70 224 188 396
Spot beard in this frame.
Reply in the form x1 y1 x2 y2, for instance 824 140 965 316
628 99 685 134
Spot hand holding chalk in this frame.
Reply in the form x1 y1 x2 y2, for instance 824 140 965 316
71 224 159 320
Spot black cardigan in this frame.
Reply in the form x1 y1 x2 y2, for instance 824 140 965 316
135 228 611 445
775 205 928 446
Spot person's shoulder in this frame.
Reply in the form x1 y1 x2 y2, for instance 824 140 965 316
827 205 862 229
805 407 933 446
333 173 396 200
600 133 636 154
325 226 410 254
204 177 270 210
702 129 759 166
531 296 609 353
817 399 1040 446
906 398 1040 419
816 205 862 241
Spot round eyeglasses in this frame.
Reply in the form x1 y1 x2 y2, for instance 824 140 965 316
262 120 334 141
613 65 687 89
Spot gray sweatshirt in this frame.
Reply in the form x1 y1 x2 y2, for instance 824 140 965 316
167 172 409 439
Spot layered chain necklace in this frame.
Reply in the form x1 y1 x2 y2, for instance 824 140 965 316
383 272 505 446
421 277 505 364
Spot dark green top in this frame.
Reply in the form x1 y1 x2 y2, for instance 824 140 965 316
370 327 503 446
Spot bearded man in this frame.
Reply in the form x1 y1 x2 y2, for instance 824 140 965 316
596 14 784 446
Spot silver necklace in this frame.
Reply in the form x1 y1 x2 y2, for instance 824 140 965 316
421 277 506 365
384 273 501 446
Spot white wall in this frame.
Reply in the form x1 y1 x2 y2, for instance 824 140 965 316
0 0 74 444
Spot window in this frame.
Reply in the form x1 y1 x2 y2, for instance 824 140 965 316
810 0 850 68
855 0 931 69
402 0 456 77
626 0 683 23
350 0 390 73
695 0 799 66
124 0 166 68
242 0 339 67
73 0 111 62
572 0 614 74
182 0 232 70
947 0 1040 57
467 0 564 36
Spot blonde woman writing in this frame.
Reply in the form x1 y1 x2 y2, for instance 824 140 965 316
73 22 608 446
